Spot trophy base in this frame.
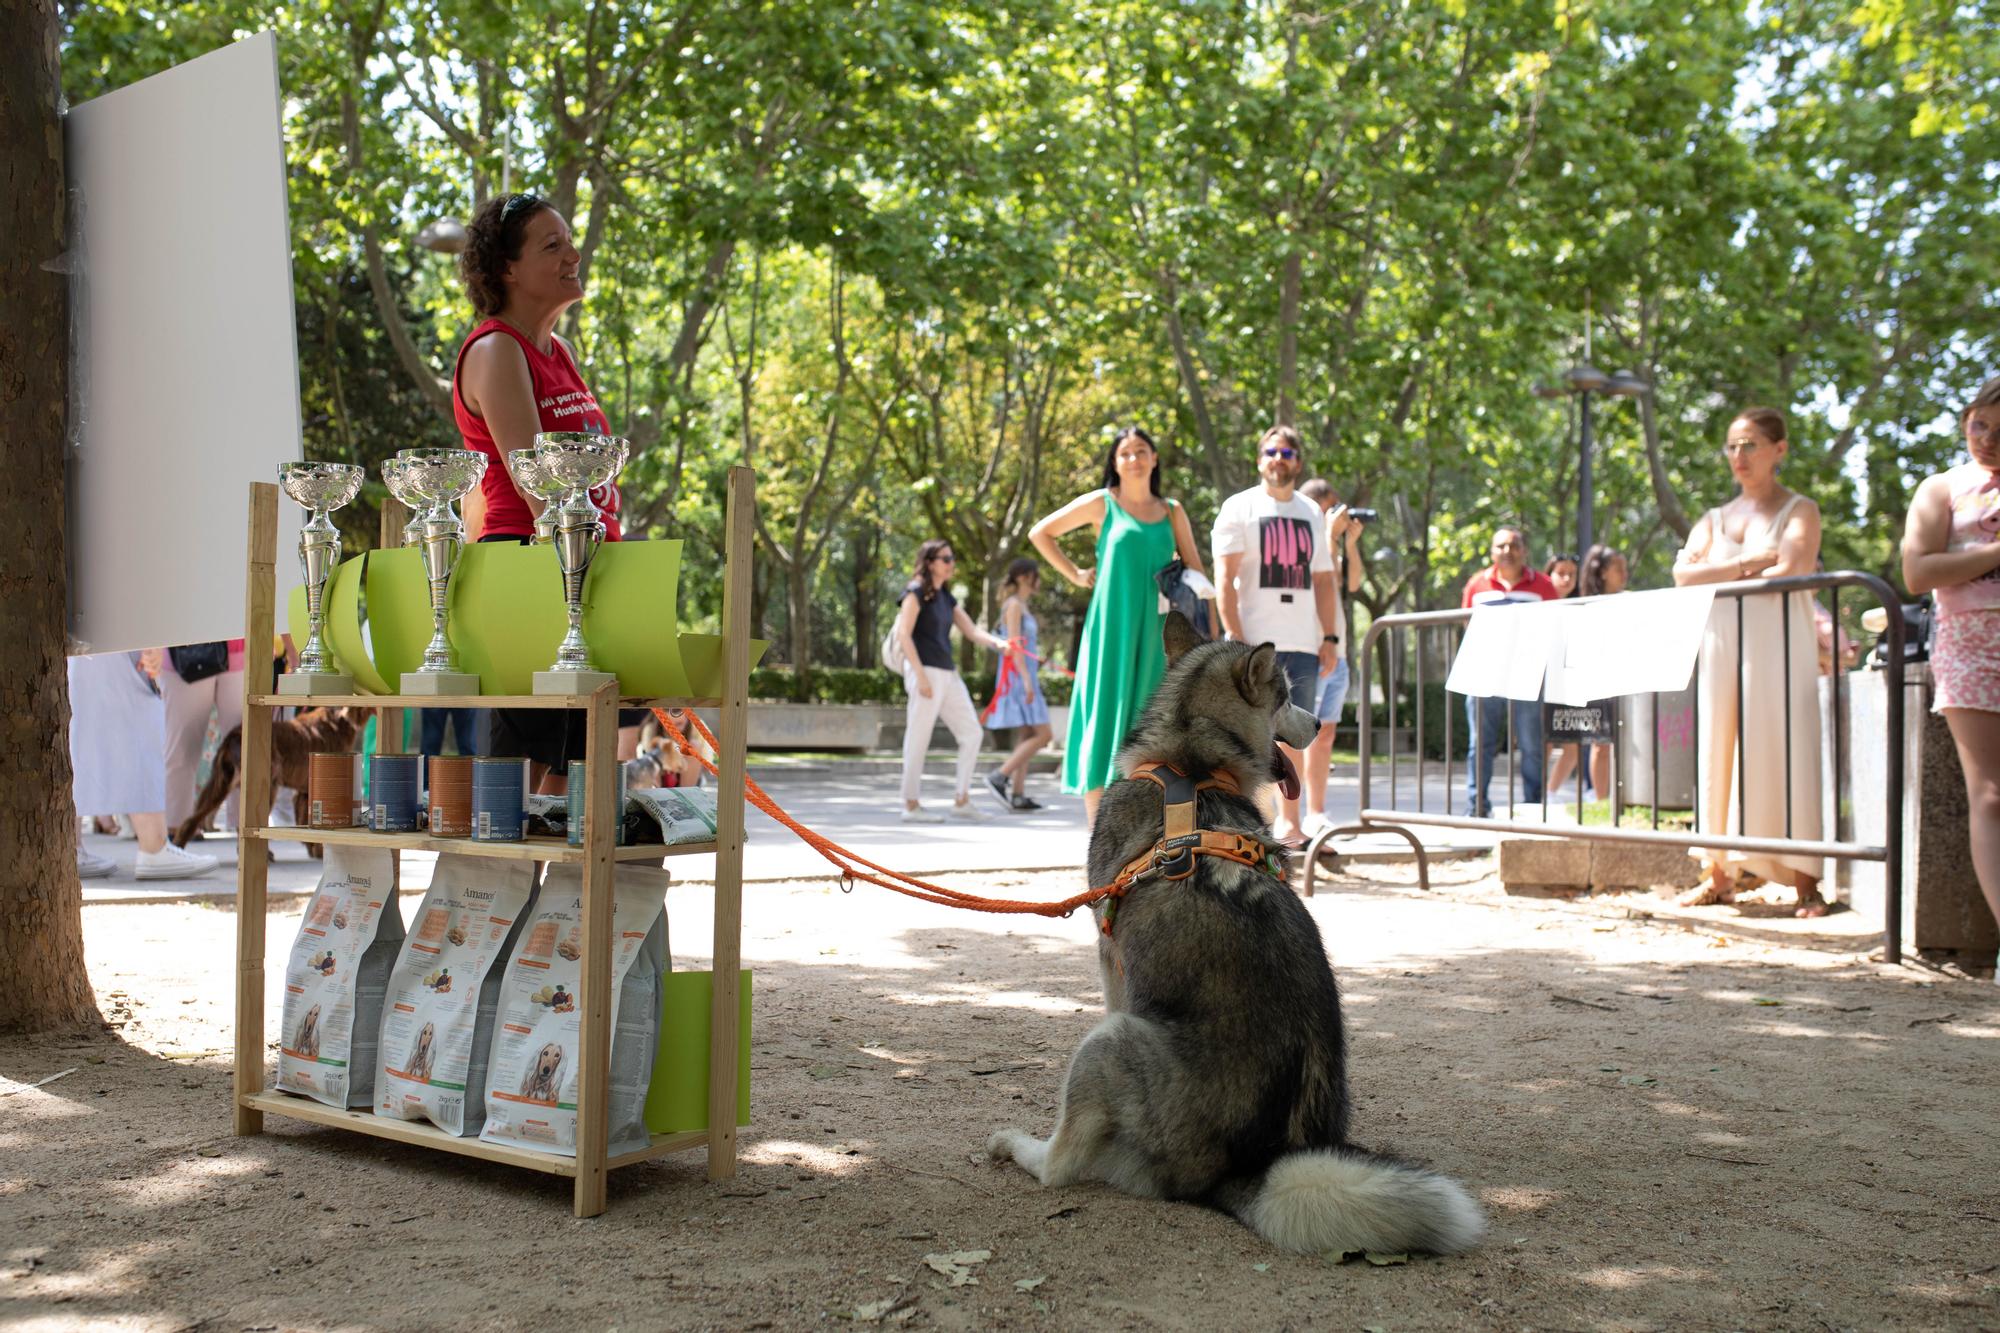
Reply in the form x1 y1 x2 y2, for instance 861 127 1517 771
400 671 482 696
533 669 618 697
277 671 351 697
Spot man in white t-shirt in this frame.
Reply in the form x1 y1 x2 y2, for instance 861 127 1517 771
1212 424 1338 846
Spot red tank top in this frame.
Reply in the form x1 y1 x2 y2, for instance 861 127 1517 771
451 318 623 540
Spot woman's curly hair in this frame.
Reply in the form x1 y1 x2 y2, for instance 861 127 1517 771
458 192 549 317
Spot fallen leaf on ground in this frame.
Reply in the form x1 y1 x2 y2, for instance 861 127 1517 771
1751 997 1784 1007
1014 1276 1045 1292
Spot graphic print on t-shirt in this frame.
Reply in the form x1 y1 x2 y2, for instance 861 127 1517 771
1257 516 1316 590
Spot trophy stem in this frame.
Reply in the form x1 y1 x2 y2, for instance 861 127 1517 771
296 511 338 675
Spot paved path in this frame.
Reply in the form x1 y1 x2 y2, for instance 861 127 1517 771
80 755 1522 903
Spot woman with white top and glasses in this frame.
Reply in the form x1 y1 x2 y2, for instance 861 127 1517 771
894 539 1009 823
1901 375 2000 958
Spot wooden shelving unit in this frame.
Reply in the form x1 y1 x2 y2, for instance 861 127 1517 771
231 466 756 1218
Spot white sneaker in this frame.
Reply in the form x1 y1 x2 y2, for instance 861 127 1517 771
134 843 218 881
116 814 139 840
77 847 116 879
900 807 946 824
947 801 990 823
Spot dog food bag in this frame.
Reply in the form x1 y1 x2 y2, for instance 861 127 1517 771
277 845 404 1109
375 855 539 1136
629 786 719 846
480 864 670 1158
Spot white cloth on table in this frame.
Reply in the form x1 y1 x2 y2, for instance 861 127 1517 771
69 651 166 817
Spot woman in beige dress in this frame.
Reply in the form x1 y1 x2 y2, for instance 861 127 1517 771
1672 407 1829 917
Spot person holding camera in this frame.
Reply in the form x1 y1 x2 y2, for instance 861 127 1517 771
1212 425 1341 846
1297 478 1368 835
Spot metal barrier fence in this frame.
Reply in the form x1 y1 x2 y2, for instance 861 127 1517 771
1326 572 1908 963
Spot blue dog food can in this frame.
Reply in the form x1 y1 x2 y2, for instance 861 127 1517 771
368 754 423 832
566 759 627 847
472 757 528 842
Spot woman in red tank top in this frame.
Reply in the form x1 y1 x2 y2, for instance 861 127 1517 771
453 192 622 540
450 191 638 781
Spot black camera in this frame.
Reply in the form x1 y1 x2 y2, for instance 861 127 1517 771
1346 507 1379 525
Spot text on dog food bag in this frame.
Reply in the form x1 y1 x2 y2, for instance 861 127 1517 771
375 855 538 1136
277 845 405 1109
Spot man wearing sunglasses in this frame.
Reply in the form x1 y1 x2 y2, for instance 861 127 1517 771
1211 424 1337 847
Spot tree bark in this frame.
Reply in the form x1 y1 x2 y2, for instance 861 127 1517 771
1276 247 1301 428
0 0 100 1034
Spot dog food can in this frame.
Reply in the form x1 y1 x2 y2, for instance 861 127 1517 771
566 759 627 847
427 754 474 838
308 752 360 830
368 754 422 832
471 757 528 842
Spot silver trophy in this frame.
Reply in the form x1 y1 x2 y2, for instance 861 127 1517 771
531 432 628 695
393 448 489 696
503 446 568 544
380 455 428 547
276 461 365 696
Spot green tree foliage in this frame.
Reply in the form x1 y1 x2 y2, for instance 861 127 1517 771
61 0 1999 659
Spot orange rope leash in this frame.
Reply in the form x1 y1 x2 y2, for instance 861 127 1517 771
651 708 1116 919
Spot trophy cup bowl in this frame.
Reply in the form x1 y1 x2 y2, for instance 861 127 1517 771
380 455 429 547
276 461 365 696
393 448 488 696
503 446 568 544
531 433 629 695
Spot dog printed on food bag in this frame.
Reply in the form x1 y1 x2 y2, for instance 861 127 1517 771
292 1005 322 1061
986 611 1486 1257
518 1043 565 1104
405 1022 437 1084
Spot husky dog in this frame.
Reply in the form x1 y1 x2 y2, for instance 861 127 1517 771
988 612 1484 1255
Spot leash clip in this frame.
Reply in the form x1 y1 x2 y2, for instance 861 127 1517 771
837 873 855 895
1153 834 1201 881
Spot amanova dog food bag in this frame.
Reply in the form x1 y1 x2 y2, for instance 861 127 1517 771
480 864 669 1157
278 845 404 1109
376 855 538 1136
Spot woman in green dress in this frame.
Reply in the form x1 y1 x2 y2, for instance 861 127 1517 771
1029 427 1210 825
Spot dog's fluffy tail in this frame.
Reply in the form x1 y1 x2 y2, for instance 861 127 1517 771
1218 1148 1485 1256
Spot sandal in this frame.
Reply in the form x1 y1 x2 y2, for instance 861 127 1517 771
1678 870 1739 908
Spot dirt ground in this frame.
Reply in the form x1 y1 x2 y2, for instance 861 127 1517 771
4 858 1998 1332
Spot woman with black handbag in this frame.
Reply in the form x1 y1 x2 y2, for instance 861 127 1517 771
163 639 242 836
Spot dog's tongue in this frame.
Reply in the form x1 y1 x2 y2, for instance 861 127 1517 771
1271 745 1300 801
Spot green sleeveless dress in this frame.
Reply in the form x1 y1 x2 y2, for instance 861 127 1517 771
1063 491 1178 793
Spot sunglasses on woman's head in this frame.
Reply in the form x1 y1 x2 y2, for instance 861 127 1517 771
1263 446 1298 460
499 192 540 223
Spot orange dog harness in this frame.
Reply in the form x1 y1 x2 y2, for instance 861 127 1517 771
1097 761 1281 936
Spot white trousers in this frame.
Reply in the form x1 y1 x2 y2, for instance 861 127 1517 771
902 665 983 804
163 664 244 830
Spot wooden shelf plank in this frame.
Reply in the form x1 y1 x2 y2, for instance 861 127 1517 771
249 694 722 710
248 827 716 864
242 1091 576 1175
607 1129 708 1170
247 1091 711 1176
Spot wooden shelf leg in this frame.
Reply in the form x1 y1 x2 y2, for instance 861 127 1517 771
573 683 618 1218
707 465 753 1180
235 482 279 1136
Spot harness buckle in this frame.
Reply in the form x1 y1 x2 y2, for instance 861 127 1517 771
1153 833 1201 880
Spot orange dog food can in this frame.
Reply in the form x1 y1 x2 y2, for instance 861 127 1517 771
427 754 474 837
308 751 359 830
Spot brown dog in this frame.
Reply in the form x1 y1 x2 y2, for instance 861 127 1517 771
172 707 359 851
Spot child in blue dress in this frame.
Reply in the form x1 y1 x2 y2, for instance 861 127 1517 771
983 558 1054 811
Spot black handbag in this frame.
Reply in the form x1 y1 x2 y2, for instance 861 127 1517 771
168 641 231 683
1155 560 1215 640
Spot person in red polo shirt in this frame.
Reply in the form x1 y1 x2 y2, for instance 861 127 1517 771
1461 526 1562 816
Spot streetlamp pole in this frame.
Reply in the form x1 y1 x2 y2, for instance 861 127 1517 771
1577 391 1594 556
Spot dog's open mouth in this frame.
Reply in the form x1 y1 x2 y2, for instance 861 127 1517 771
1271 745 1300 801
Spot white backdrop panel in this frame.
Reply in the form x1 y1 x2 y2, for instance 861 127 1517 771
66 32 304 654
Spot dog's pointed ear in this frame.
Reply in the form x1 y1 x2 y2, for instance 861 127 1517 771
1237 642 1280 702
1162 610 1204 664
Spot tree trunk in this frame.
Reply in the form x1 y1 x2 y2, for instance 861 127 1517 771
1276 247 1301 428
787 557 812 702
851 519 879 669
0 0 100 1034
